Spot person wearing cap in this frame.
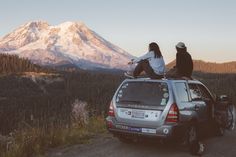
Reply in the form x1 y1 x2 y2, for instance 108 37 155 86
167 42 193 78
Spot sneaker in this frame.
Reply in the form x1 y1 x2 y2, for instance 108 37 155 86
189 140 205 155
124 71 135 79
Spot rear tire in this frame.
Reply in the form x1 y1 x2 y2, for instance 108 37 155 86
185 124 205 155
187 125 198 145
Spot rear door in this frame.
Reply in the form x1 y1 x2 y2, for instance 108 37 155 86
174 82 194 122
114 81 169 127
197 84 214 120
188 83 208 122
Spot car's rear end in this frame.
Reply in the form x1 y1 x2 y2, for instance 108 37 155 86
106 79 183 140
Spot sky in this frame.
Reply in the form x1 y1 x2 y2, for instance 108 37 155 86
0 0 236 63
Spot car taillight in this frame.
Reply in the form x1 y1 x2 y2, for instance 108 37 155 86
166 103 179 123
107 121 113 128
108 101 115 117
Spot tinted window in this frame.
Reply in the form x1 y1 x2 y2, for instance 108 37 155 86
197 84 213 101
188 84 202 101
116 82 169 106
175 83 189 102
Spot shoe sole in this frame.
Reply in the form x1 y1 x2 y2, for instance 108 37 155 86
124 72 134 79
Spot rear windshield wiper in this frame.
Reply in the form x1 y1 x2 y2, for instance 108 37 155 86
118 100 142 104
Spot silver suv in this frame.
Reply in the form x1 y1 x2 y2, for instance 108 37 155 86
106 78 235 148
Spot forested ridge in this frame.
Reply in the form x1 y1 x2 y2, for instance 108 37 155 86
0 53 49 74
167 60 236 73
0 54 235 135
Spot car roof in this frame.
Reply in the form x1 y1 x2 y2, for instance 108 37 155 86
124 78 203 85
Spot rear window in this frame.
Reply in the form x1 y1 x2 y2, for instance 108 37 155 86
116 82 169 106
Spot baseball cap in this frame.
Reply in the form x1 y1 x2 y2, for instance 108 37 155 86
176 42 186 49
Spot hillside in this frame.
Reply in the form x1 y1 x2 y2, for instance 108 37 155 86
167 60 236 73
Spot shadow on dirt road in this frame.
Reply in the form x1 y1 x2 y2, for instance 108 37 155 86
45 129 236 157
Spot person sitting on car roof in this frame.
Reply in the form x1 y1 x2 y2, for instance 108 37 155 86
125 42 166 79
167 42 193 78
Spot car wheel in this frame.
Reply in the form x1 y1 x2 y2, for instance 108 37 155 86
187 125 198 145
187 124 205 155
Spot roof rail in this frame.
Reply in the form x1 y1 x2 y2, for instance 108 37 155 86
125 75 196 81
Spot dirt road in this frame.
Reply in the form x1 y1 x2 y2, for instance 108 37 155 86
45 129 236 157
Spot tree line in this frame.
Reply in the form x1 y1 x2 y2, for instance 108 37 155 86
0 53 48 74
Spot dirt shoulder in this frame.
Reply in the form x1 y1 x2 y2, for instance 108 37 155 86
44 129 236 157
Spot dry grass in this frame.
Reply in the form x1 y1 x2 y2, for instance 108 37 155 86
1 116 106 157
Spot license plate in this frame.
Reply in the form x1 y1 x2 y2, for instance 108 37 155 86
141 128 156 134
132 110 145 118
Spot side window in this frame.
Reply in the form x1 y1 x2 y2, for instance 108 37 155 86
188 84 202 101
197 85 213 101
175 82 189 102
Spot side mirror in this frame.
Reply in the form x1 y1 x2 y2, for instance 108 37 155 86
216 95 228 101
219 95 229 101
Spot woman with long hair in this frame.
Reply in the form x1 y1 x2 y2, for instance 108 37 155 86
125 42 166 79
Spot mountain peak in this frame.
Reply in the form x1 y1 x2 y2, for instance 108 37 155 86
0 20 133 70
56 21 88 33
57 21 85 27
22 21 86 31
24 20 49 30
25 20 49 26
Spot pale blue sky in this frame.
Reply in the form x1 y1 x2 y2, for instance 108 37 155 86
1 0 236 63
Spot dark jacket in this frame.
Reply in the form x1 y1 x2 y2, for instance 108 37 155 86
176 51 193 77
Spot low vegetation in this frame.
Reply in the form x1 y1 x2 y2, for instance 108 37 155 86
1 116 106 157
0 54 235 157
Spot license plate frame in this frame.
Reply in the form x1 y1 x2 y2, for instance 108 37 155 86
141 128 156 134
132 110 145 119
115 125 156 134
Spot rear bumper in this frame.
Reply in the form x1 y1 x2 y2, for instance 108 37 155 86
106 116 186 139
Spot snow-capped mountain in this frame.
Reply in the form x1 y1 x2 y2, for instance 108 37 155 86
0 21 133 70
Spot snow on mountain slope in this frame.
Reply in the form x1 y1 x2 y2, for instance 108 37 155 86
0 21 133 70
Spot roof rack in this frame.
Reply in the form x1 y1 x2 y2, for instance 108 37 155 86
165 76 194 80
126 76 194 81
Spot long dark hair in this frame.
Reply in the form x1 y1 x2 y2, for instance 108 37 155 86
149 42 162 58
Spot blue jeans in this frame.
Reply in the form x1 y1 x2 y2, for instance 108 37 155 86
133 60 163 79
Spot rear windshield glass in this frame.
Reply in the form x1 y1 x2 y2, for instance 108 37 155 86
116 82 169 106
